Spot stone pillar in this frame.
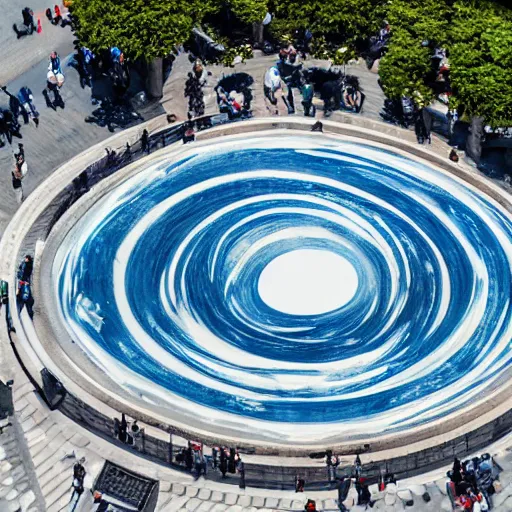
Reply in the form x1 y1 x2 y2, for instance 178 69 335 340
146 57 163 99
252 22 264 45
466 116 484 164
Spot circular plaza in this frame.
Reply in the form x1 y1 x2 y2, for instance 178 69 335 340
4 118 512 465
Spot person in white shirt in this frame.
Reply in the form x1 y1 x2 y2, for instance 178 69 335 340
264 66 283 114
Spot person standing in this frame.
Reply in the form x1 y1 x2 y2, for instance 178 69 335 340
185 444 193 472
337 477 351 512
17 254 33 283
12 151 28 204
3 109 22 144
236 455 245 489
219 446 228 478
141 129 150 153
228 448 236 474
263 66 282 115
45 52 65 108
211 447 219 470
1 86 24 124
193 448 206 480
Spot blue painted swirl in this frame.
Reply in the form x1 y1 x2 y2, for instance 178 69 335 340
53 135 512 440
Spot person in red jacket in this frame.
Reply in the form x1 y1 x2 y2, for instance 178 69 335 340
52 5 62 25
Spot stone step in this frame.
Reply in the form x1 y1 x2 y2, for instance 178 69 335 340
33 438 72 472
29 424 63 458
39 458 75 492
160 495 190 512
44 478 73 511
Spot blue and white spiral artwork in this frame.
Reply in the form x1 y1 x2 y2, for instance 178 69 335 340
54 135 512 442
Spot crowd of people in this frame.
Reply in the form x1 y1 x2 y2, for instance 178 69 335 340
175 444 246 487
323 453 374 510
446 455 499 511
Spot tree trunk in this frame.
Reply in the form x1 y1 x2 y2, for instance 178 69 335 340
252 22 264 45
466 116 484 164
146 57 163 99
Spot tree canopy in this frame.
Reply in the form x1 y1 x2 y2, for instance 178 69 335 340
70 0 219 60
71 0 512 126
270 0 385 51
449 0 512 127
379 0 512 126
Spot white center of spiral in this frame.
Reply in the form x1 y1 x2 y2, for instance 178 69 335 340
258 249 358 315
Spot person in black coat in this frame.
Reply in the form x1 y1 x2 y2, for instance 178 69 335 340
228 448 237 473
185 444 194 472
219 447 228 478
337 477 351 512
17 255 33 283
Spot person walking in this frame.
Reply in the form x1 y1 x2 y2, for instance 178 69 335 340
18 87 39 126
17 254 33 283
1 86 24 124
17 280 34 319
12 151 28 204
2 109 22 144
70 456 86 511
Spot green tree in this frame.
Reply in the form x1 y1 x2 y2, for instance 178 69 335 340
378 28 433 103
227 0 267 25
71 0 218 60
449 0 512 128
378 0 452 103
270 0 386 54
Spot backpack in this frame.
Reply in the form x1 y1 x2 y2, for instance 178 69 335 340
0 280 8 304
20 282 31 302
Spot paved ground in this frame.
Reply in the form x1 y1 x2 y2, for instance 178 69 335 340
0 1 74 84
163 52 385 122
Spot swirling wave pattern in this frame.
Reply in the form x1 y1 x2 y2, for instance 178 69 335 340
53 135 512 441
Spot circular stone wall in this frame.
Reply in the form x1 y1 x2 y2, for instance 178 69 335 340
49 132 512 446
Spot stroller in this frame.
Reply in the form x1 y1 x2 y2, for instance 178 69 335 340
215 86 243 119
